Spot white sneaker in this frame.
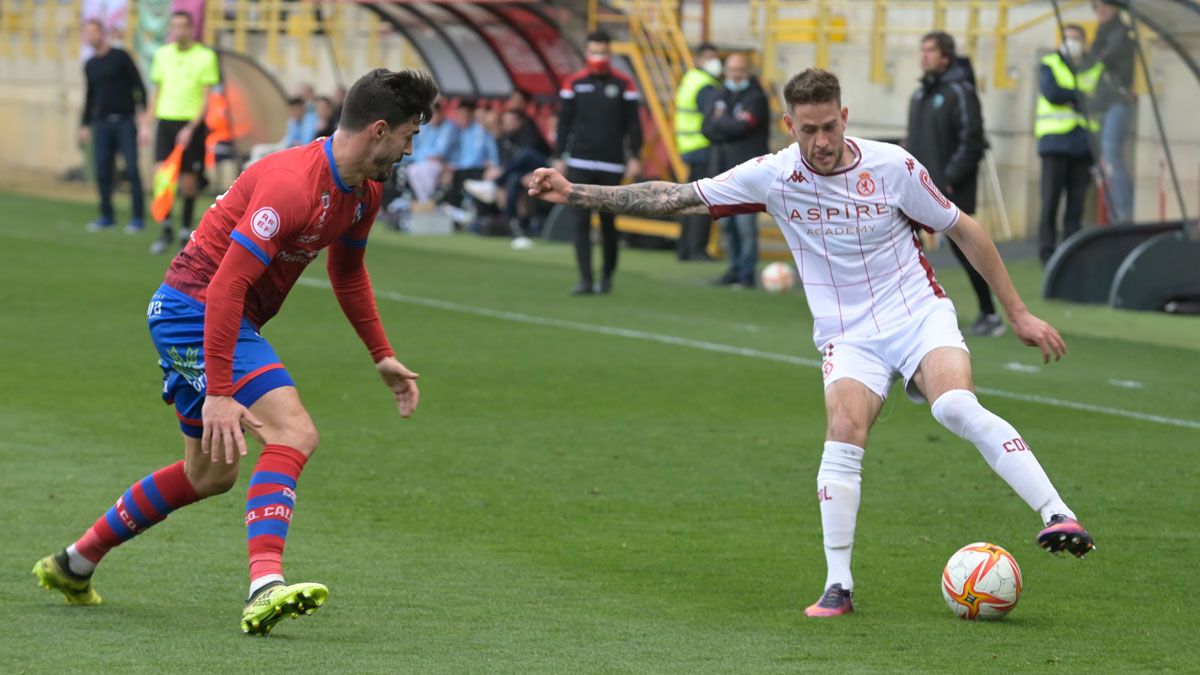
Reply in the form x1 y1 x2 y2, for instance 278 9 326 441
463 179 498 205
510 236 534 250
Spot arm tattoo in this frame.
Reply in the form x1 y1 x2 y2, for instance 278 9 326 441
567 181 706 217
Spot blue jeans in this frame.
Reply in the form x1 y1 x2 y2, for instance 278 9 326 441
723 212 759 285
1100 102 1134 223
500 149 547 220
93 115 144 223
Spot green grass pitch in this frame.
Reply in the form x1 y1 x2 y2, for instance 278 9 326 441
1 192 1197 672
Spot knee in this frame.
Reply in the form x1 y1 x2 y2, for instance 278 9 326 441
826 411 870 447
185 462 239 497
285 421 320 457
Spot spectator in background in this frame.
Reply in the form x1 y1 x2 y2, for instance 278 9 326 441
1035 24 1102 264
142 10 220 255
464 108 551 244
1091 0 1136 223
404 104 453 207
314 96 336 139
674 42 723 261
906 32 1000 336
701 51 768 289
446 102 499 210
330 84 347 127
284 97 317 147
80 18 147 233
554 29 643 295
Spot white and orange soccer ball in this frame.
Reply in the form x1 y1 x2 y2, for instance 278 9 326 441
941 542 1022 620
759 262 796 294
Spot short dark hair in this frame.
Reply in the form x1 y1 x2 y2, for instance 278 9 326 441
510 89 530 102
170 10 193 24
84 18 105 32
783 68 841 108
586 29 611 45
1062 23 1086 38
697 42 718 55
339 68 439 132
287 97 303 107
922 31 956 61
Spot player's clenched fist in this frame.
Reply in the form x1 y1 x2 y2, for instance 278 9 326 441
527 168 573 205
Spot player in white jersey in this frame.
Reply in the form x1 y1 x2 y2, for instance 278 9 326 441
528 68 1094 617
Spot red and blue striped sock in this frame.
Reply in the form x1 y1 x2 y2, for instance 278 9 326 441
72 460 201 569
245 444 308 592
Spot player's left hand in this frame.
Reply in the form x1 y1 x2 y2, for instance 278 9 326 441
1010 310 1067 363
527 168 573 205
377 356 420 418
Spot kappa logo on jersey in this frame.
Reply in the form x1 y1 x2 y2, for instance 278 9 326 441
353 201 364 223
905 157 915 175
856 171 876 196
251 206 281 239
919 169 953 209
787 170 808 184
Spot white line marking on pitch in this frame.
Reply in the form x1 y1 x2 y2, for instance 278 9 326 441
298 278 1200 431
1004 362 1041 374
1108 379 1145 389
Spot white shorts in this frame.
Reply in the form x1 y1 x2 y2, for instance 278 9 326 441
820 300 968 404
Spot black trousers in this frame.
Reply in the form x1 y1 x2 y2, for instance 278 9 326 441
677 159 712 259
946 229 995 317
1038 154 1092 264
567 167 623 283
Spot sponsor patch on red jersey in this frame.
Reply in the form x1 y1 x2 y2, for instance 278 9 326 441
251 207 280 239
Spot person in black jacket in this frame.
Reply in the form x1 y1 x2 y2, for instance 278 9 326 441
80 18 147 233
701 52 769 288
553 30 643 295
1091 0 1136 223
906 32 1002 337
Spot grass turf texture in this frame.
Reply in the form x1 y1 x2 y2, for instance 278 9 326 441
1 191 1198 672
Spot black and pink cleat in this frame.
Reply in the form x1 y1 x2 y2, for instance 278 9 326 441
1038 515 1096 558
804 583 854 617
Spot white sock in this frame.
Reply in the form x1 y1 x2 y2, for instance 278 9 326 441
931 389 1075 524
65 544 96 577
249 574 285 598
817 441 864 591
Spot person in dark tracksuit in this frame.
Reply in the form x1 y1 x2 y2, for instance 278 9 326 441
906 32 1002 337
553 29 643 295
702 52 769 288
81 19 146 233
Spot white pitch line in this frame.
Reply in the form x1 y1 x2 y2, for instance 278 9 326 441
299 278 1200 431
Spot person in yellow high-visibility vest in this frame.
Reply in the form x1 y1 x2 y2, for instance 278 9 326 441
1035 24 1104 264
673 43 722 260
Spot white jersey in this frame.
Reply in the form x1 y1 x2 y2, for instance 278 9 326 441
694 136 961 350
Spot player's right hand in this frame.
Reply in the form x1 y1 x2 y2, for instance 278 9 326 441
527 168 573 205
201 395 264 464
1010 311 1068 364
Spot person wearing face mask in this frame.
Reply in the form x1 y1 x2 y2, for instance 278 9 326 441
553 30 644 295
701 52 769 288
1035 24 1104 264
905 32 998 337
673 43 723 261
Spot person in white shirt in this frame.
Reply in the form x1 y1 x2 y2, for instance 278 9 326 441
528 68 1094 618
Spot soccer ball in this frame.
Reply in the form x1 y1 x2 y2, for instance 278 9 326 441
760 262 796 293
941 542 1022 620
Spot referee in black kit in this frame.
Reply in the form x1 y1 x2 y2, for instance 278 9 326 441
553 29 643 295
80 18 146 233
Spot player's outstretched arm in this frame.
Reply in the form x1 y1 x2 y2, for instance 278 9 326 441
946 213 1067 363
527 168 709 216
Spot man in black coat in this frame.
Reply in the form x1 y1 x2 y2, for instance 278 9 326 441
906 32 1002 337
701 52 770 288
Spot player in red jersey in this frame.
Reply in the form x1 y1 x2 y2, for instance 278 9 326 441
34 68 439 636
